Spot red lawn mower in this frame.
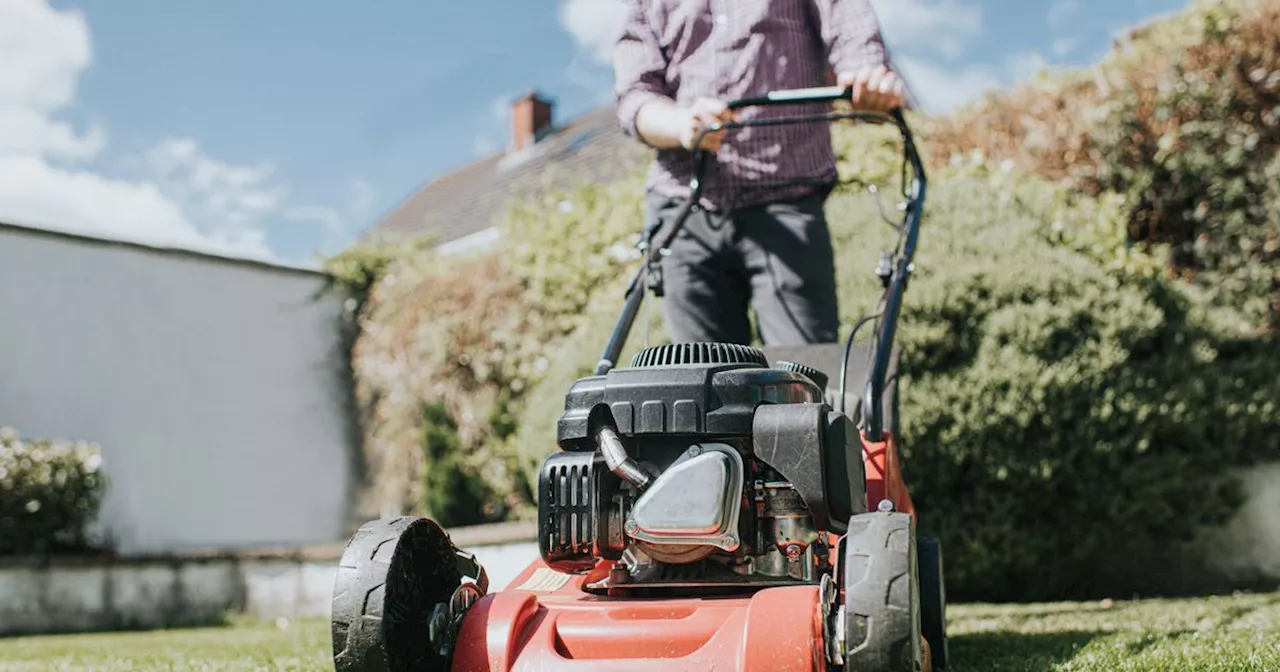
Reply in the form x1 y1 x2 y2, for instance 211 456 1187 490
330 88 949 672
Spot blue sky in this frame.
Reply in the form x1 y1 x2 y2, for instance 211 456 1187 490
0 0 1192 266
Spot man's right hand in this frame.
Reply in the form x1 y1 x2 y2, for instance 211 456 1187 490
635 97 736 152
678 98 735 151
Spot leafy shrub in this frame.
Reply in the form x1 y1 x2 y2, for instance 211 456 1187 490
927 0 1280 332
342 250 535 522
0 427 109 555
419 403 494 527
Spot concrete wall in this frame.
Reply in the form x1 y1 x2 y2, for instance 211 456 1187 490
1201 463 1280 585
0 223 358 554
0 536 540 637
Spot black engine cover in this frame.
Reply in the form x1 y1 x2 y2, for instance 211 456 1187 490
556 357 822 449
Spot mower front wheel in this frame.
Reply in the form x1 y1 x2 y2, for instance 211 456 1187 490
842 511 923 672
331 516 468 672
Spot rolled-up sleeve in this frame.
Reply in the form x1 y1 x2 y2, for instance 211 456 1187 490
613 0 671 139
809 0 890 75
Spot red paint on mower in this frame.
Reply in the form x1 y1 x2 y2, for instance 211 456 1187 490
451 560 825 671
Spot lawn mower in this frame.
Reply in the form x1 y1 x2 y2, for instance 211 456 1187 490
330 87 948 672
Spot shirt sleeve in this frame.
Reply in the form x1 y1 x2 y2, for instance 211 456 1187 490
809 0 891 75
613 0 673 139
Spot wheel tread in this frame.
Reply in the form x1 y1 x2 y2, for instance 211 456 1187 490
843 511 921 672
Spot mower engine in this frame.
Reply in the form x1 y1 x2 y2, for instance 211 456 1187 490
537 343 866 594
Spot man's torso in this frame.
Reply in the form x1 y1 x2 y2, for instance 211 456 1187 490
640 0 838 210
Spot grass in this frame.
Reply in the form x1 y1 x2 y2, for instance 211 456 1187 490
0 591 1277 671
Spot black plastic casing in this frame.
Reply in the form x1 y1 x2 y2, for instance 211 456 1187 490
542 360 868 543
556 363 823 449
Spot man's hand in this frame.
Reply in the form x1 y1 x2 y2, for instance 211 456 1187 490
635 97 737 152
837 65 907 113
678 98 736 151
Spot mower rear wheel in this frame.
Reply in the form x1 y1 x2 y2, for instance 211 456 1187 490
919 537 950 671
331 516 465 672
842 511 923 672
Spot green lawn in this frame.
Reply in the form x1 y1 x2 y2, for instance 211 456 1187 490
1 590 1276 671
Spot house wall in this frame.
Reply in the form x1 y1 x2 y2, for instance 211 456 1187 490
0 224 357 554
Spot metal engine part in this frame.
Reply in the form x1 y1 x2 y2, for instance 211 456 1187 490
752 481 822 581
626 443 743 563
538 451 627 573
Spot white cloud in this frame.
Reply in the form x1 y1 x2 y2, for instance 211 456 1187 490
0 0 341 263
559 0 629 65
1006 52 1050 83
145 138 287 227
1048 0 1081 29
0 107 106 161
0 0 90 113
869 0 983 59
0 154 268 258
1051 37 1081 58
0 0 102 162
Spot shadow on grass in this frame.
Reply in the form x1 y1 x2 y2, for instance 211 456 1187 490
948 630 1101 672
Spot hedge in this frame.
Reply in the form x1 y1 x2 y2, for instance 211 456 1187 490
0 427 109 555
927 0 1280 333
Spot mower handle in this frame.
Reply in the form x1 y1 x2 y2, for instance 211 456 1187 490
725 84 862 110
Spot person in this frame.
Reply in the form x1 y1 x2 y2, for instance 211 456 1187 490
613 0 907 347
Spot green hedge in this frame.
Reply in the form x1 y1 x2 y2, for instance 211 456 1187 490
929 0 1280 332
0 427 110 555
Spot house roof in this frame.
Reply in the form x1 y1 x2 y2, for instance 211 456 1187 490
363 106 649 247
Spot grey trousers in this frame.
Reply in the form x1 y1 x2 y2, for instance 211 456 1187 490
647 190 840 347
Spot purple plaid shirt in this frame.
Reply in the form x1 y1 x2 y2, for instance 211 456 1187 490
614 0 891 211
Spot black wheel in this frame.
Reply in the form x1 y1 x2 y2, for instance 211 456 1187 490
842 511 923 672
918 537 950 671
331 516 464 672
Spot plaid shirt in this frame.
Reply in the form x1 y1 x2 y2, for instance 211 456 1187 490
614 0 891 211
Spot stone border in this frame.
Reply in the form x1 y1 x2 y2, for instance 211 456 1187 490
0 522 540 638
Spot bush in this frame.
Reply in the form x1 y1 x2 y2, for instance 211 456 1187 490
0 427 109 555
419 403 495 527
875 167 1280 601
340 250 535 523
926 0 1280 333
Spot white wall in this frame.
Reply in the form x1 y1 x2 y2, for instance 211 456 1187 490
0 224 357 554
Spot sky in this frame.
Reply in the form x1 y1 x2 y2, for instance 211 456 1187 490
0 0 1194 266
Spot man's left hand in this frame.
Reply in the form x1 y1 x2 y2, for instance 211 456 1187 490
837 65 907 113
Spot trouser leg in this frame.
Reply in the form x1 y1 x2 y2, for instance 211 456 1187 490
736 193 841 346
649 192 753 345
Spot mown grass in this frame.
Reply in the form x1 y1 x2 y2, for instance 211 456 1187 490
0 590 1276 671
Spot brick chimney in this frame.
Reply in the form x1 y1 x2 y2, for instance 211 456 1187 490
510 91 554 152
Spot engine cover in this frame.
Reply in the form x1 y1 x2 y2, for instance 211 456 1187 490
627 443 743 554
556 346 822 450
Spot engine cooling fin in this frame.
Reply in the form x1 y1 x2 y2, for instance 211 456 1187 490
630 343 768 368
776 361 830 390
